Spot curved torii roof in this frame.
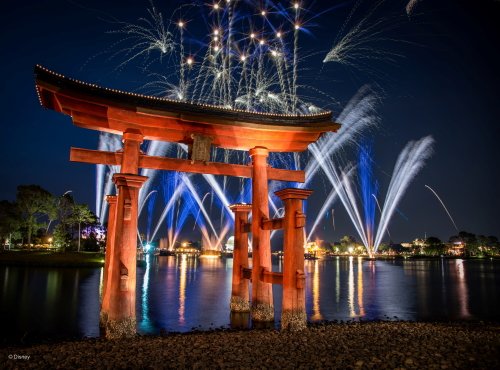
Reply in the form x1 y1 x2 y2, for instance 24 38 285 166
35 65 340 152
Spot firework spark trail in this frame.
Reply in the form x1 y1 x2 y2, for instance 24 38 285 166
323 0 406 70
373 136 434 251
139 140 172 209
372 193 391 239
139 190 157 218
302 85 379 188
145 190 158 241
292 4 300 112
307 183 341 243
108 2 175 71
172 190 199 248
425 184 459 232
178 20 186 99
96 132 121 221
359 144 378 251
180 174 221 242
177 145 234 221
150 182 186 242
193 192 211 231
311 143 371 254
406 0 422 17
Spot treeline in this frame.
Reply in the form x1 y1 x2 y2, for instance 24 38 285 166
326 233 499 257
381 232 499 257
0 185 102 251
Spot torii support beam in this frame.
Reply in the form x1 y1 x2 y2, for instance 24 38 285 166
100 195 117 328
229 204 252 312
276 188 313 331
70 147 305 183
250 147 274 322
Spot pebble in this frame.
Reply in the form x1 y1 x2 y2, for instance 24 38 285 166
1 322 498 369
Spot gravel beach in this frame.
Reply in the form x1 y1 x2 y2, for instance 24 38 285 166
1 322 499 369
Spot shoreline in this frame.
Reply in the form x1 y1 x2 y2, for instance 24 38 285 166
1 250 497 268
1 321 498 369
0 251 105 268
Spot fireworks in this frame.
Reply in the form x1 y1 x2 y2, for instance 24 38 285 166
323 1 405 72
107 3 175 71
91 1 432 249
425 185 459 232
406 0 422 17
104 1 333 115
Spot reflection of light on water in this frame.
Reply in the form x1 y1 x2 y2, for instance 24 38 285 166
348 256 355 317
179 254 187 324
140 254 152 330
455 259 470 318
357 257 365 317
311 261 323 321
347 257 365 318
199 255 219 260
99 267 103 302
336 257 340 305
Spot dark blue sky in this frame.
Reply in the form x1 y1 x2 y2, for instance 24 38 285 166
0 0 499 243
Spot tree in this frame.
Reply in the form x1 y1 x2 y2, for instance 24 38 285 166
53 223 71 250
45 196 58 234
487 236 499 255
424 236 446 256
16 185 52 247
458 231 479 257
70 204 97 252
57 193 75 228
0 200 21 249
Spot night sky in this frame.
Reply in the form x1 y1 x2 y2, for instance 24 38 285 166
1 0 499 244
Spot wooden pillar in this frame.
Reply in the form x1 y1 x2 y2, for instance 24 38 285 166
276 188 313 331
103 129 146 338
120 129 143 174
229 204 252 312
249 147 274 321
105 174 147 338
100 195 117 328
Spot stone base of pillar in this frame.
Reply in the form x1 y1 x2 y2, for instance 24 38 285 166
230 296 251 312
99 311 109 330
251 303 274 322
103 317 137 339
281 309 307 331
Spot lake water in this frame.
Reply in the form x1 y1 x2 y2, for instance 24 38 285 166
1 256 499 343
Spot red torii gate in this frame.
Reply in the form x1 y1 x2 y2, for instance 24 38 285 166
35 65 339 337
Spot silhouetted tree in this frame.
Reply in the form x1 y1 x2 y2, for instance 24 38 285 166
16 185 52 247
425 236 446 256
70 204 97 252
458 231 479 256
0 200 21 249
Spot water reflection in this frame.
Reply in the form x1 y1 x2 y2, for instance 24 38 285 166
347 256 365 318
1 258 499 342
455 259 470 318
348 256 355 317
178 254 187 324
311 260 322 321
335 257 340 306
139 254 152 332
357 257 365 317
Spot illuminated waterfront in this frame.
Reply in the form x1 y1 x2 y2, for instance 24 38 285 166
1 256 498 343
